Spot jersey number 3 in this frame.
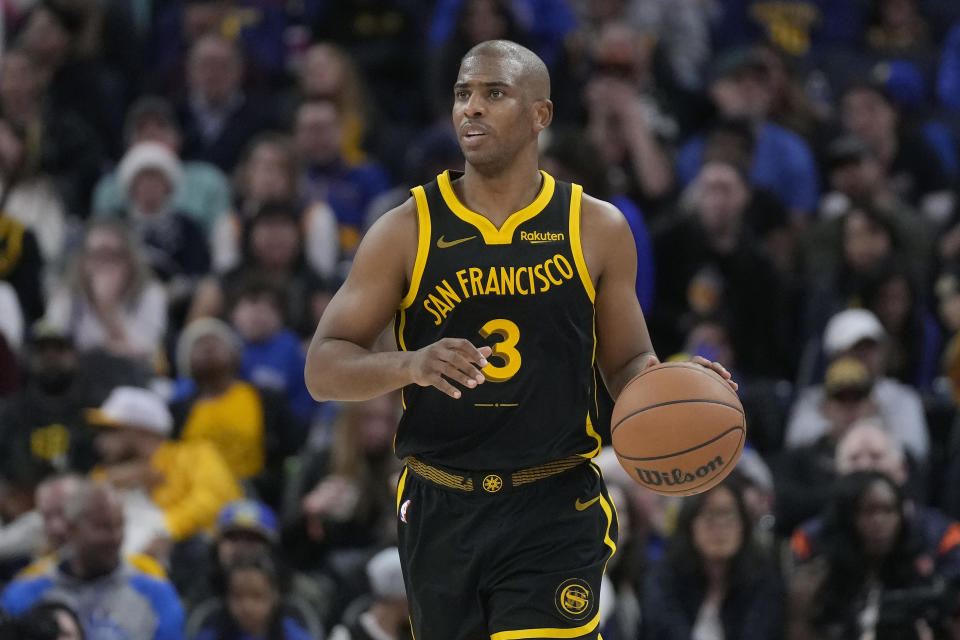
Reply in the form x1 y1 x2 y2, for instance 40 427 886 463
479 318 521 382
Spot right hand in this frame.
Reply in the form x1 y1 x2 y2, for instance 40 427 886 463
408 338 493 399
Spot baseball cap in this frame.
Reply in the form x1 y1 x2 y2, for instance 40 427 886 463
824 357 873 400
823 309 885 356
366 547 405 600
216 500 279 544
86 386 173 436
825 135 874 172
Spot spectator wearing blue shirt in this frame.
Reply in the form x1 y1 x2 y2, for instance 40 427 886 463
229 277 315 423
1 481 185 640
293 99 392 258
940 22 960 111
676 48 820 220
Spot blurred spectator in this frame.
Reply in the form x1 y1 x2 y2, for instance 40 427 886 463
802 203 929 349
840 79 955 225
676 48 820 220
583 21 677 213
859 261 941 390
193 553 313 640
183 500 331 637
312 0 423 126
285 395 401 564
191 201 330 338
18 600 85 640
640 477 785 639
44 221 167 366
791 419 960 587
15 0 126 157
177 34 276 173
297 43 375 168
0 474 79 568
210 133 338 281
293 99 391 257
651 155 792 378
171 318 304 507
0 332 21 398
229 277 315 422
91 386 241 545
93 96 232 234
0 279 24 351
116 141 211 285
866 0 933 56
0 322 108 480
774 358 879 535
0 212 44 325
0 48 104 217
785 309 930 463
329 546 410 640
787 470 955 640
0 113 69 283
751 42 824 139
541 127 654 312
0 480 186 640
939 22 960 111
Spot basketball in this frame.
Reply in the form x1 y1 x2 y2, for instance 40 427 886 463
610 362 746 496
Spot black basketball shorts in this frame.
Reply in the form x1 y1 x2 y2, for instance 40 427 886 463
395 459 618 640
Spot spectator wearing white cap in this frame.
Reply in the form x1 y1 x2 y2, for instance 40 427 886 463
117 140 211 285
329 546 410 640
89 386 241 545
784 308 930 462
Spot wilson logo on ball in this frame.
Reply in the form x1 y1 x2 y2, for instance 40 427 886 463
634 455 724 487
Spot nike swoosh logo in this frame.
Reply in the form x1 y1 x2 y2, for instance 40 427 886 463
437 235 477 248
574 496 600 511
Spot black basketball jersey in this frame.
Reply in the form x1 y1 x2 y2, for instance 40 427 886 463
393 170 601 470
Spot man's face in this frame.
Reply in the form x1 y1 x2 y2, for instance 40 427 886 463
294 102 342 166
29 340 77 392
842 89 897 147
837 429 902 481
36 482 72 549
95 428 137 465
71 492 124 576
696 163 748 235
188 37 241 105
130 169 173 214
217 530 270 567
452 55 542 173
190 333 237 380
133 117 180 151
829 156 883 199
0 53 43 108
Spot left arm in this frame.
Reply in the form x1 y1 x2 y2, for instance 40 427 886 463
582 196 735 400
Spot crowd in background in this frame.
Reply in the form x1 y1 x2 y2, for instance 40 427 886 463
2 0 960 638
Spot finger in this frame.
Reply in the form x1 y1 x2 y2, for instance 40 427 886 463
440 356 484 388
644 354 661 369
433 375 463 399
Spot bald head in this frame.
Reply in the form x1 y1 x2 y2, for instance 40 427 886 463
835 418 907 485
462 40 550 103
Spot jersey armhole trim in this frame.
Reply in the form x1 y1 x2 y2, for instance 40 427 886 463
568 184 595 303
401 185 431 309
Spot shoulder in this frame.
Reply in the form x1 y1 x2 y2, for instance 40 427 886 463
1 574 54 614
128 570 184 611
579 193 631 235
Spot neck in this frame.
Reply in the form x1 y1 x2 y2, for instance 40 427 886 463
196 374 234 397
459 153 543 227
703 558 728 589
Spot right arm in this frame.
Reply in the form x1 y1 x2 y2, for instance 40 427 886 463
305 199 489 402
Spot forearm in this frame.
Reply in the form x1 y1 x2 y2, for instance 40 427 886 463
626 125 674 199
305 337 415 402
605 351 657 401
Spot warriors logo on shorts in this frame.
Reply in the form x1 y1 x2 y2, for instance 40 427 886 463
554 578 593 621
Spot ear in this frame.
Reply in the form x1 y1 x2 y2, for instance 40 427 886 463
533 99 553 133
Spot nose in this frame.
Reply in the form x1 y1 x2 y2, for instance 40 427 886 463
464 92 485 118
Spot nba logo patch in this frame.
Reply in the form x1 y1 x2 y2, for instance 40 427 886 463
400 499 411 523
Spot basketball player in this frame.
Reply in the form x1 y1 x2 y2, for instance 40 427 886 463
305 40 736 640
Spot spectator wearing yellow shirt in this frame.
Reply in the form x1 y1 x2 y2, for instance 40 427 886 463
88 386 241 546
171 318 305 508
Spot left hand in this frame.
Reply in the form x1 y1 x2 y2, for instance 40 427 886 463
689 355 739 392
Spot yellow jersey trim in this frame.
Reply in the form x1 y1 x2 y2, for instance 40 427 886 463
396 467 409 514
568 183 595 302
401 186 432 309
579 312 601 459
489 613 599 640
437 170 555 245
591 464 618 572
